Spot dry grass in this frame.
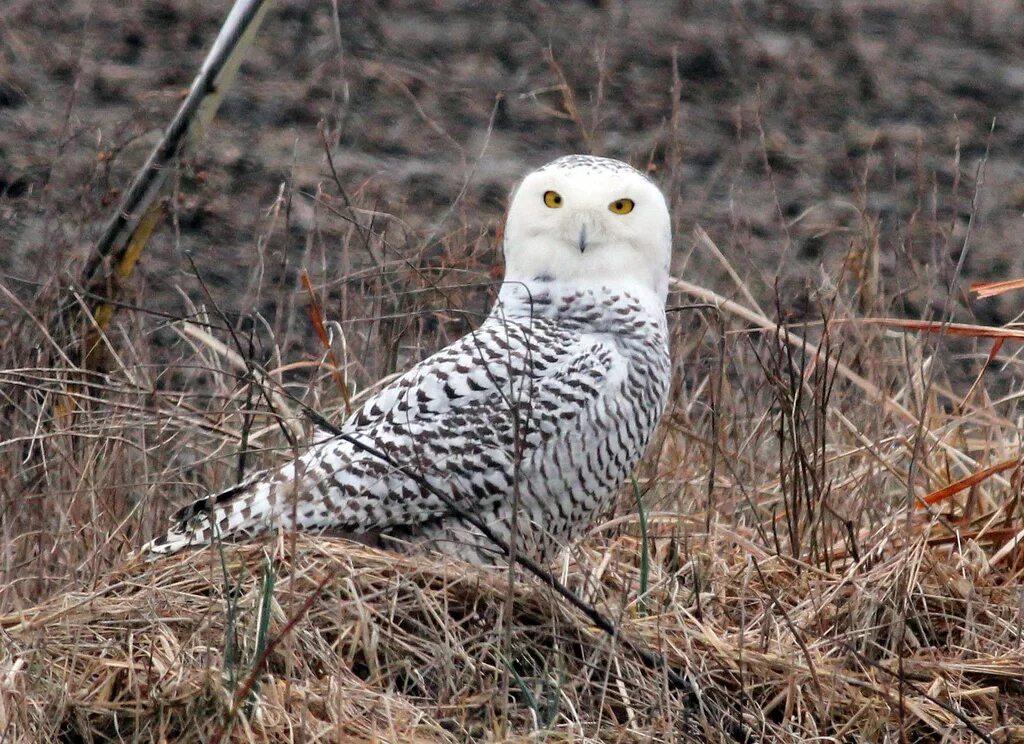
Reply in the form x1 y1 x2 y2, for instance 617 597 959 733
3 217 1024 741
3 518 1021 743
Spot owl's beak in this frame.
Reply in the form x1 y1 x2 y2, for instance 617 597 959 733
569 211 600 253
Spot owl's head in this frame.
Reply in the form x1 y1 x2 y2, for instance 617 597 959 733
502 155 671 301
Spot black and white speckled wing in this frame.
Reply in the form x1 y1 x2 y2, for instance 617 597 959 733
143 312 626 560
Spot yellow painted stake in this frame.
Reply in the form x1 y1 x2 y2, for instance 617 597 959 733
83 200 166 371
55 0 274 416
64 0 274 371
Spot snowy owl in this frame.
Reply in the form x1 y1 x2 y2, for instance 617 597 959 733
145 155 672 564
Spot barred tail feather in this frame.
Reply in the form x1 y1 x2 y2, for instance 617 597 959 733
141 461 320 555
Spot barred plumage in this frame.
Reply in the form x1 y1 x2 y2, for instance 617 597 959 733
144 155 672 564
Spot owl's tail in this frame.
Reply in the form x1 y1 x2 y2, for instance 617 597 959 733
141 470 266 554
141 455 324 555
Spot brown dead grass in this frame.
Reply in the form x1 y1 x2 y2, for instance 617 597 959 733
3 246 1024 741
2 477 1024 742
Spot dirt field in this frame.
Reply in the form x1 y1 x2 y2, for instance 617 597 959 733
5 1 1024 326
3 1 1024 742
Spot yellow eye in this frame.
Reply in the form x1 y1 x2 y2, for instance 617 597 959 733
609 198 635 214
543 190 563 208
